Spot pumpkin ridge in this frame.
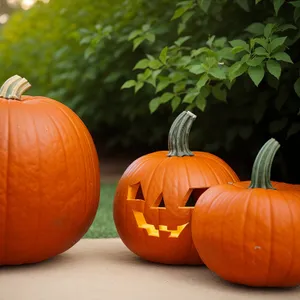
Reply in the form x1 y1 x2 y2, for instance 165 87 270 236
1 103 10 263
265 188 274 286
279 191 295 282
28 108 44 258
195 155 222 185
125 156 156 179
44 100 90 215
195 153 239 182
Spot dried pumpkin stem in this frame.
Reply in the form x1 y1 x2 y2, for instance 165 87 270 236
167 110 196 157
0 75 31 100
248 138 280 189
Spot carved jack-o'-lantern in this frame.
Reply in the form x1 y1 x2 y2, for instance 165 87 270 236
113 111 239 265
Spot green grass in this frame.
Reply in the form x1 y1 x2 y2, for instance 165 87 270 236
84 183 119 238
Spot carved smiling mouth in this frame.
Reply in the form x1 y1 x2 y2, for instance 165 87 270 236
133 211 188 238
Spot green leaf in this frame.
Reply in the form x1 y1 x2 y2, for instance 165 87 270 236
133 59 149 70
272 52 293 63
269 118 288 133
171 2 193 20
197 0 211 13
183 92 198 103
266 60 281 79
121 80 136 89
156 77 171 93
159 47 168 64
134 81 144 93
232 46 247 54
264 24 275 38
247 56 265 67
270 37 287 53
149 60 163 69
174 36 192 47
229 39 249 51
206 35 215 48
218 47 236 60
253 38 268 49
128 30 142 41
248 65 265 86
209 67 226 79
236 0 250 12
145 32 156 43
171 96 181 112
196 73 209 89
212 83 227 102
159 92 174 103
255 0 263 3
290 1 300 7
170 72 186 82
294 78 300 97
141 69 152 81
188 65 206 75
195 95 206 111
254 47 268 56
273 0 285 15
191 47 210 57
173 82 186 93
133 37 145 51
146 70 161 87
287 123 300 138
149 97 160 113
228 62 248 81
278 24 297 32
245 23 265 35
241 54 251 63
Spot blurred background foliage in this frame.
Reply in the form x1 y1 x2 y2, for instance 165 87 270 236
0 0 300 181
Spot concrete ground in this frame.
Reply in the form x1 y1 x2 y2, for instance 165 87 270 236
1 238 299 300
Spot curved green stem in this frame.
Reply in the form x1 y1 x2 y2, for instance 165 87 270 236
0 75 31 100
248 138 280 189
167 111 196 157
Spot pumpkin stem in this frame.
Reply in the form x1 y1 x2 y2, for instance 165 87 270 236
0 75 31 100
167 110 196 157
248 138 280 189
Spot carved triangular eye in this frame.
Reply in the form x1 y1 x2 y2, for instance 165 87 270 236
136 185 145 200
128 183 145 200
185 188 208 207
158 196 166 207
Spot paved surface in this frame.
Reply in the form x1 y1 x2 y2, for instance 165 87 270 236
1 238 299 300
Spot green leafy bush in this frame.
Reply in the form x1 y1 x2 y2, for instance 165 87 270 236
122 0 300 181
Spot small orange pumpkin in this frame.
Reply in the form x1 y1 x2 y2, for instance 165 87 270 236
192 138 300 287
113 110 239 265
0 75 100 265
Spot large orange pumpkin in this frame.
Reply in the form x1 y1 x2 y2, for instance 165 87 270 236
0 75 100 265
113 110 239 265
192 138 300 287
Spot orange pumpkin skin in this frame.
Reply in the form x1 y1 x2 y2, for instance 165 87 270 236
192 139 300 287
113 111 239 265
0 76 100 265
